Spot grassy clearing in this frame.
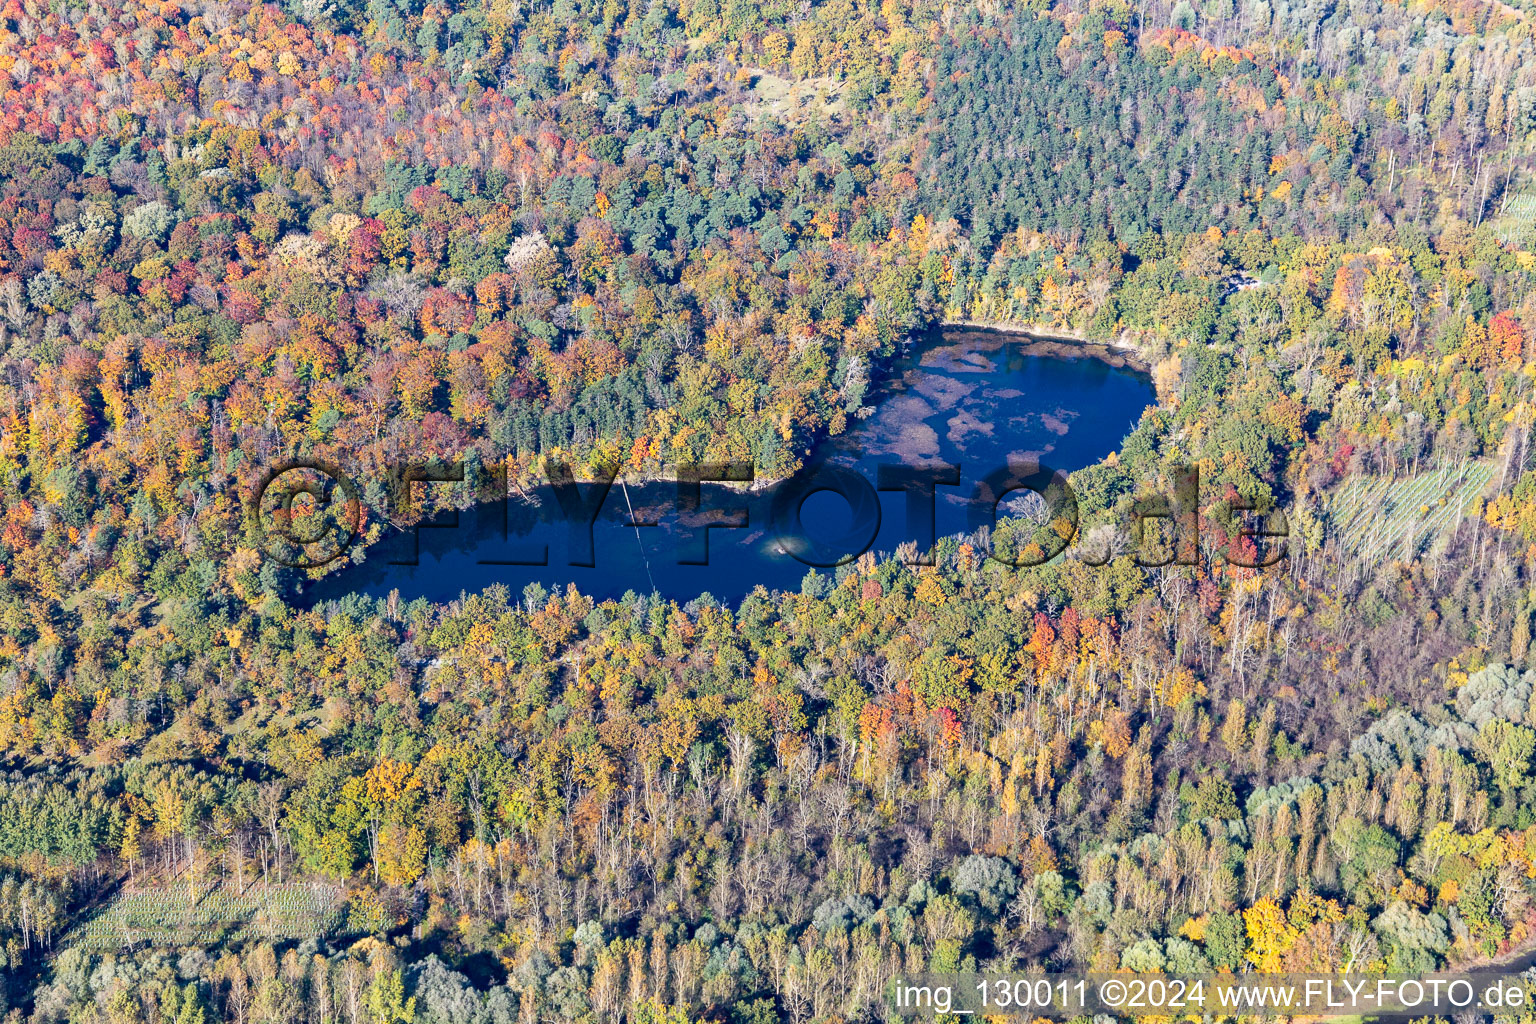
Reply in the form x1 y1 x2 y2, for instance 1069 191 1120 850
66 880 344 952
740 69 848 122
1325 461 1496 563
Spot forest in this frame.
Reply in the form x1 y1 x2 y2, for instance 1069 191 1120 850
0 0 1535 1020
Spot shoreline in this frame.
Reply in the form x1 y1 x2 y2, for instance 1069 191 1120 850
935 319 1152 374
304 321 1156 597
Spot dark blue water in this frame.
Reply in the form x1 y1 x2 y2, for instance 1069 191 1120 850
305 328 1153 606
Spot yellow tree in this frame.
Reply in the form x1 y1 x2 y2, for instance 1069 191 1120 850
1243 896 1299 971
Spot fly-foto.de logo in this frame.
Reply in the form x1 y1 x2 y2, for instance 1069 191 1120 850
247 458 1288 572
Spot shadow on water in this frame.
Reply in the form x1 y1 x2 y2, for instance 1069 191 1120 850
304 327 1154 608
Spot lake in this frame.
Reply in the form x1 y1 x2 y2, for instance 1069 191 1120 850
305 326 1155 607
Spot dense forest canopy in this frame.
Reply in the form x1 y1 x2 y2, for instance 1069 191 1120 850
0 0 1534 1020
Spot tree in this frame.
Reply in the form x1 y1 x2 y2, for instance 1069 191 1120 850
1204 911 1247 970
1475 720 1535 792
1243 898 1299 972
409 958 485 1024
368 966 416 1024
1372 902 1449 973
122 201 176 242
952 855 1019 916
